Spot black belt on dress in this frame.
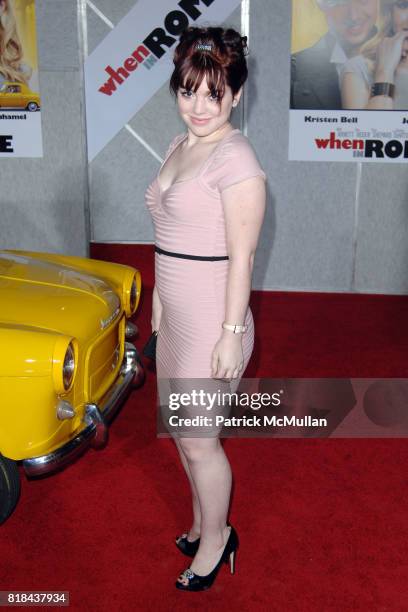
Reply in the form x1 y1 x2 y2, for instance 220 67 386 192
155 245 229 261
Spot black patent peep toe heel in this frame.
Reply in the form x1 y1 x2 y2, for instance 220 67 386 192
175 525 238 592
175 532 200 557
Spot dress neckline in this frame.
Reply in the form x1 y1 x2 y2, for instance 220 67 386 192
157 127 240 194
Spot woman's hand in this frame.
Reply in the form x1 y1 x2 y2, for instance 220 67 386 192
151 285 163 332
211 331 244 381
375 31 408 82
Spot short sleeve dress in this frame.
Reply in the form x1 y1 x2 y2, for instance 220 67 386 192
145 128 266 398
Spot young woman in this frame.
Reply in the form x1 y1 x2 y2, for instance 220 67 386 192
341 0 408 109
145 26 266 591
0 0 33 89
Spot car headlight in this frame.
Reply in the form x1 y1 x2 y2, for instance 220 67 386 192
63 342 75 391
52 336 77 394
124 270 141 316
130 278 137 312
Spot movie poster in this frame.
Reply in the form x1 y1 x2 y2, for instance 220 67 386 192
0 0 42 157
289 0 408 163
84 0 242 161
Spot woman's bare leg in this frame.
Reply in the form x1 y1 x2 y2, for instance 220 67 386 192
177 436 232 577
174 437 201 539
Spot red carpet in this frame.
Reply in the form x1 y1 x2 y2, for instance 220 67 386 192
1 243 408 611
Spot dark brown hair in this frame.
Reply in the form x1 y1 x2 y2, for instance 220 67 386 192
169 26 248 103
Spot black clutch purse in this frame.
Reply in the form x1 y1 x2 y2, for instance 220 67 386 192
142 330 158 360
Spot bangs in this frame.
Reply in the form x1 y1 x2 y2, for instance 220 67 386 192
175 54 226 100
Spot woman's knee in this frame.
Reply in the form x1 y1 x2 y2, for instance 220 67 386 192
177 437 219 463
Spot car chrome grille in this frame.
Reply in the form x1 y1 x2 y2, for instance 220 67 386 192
86 317 124 401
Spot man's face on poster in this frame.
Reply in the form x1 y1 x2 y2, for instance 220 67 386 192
318 0 378 49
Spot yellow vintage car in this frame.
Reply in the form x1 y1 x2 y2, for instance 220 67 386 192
0 81 41 111
0 249 145 524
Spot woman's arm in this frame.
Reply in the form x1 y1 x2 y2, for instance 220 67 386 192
151 284 163 332
341 71 372 109
342 68 396 110
345 32 408 110
342 69 397 110
211 175 266 380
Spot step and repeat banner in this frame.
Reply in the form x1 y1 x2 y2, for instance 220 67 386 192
289 0 408 163
0 0 42 158
84 0 242 162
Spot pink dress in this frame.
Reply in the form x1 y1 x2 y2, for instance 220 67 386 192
145 128 266 403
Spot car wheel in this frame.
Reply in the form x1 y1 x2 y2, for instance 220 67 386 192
0 454 21 525
26 102 38 112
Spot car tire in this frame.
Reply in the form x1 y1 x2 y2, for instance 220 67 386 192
0 454 21 525
26 102 38 112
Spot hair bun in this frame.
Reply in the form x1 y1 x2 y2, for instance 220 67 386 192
240 35 249 56
223 29 249 56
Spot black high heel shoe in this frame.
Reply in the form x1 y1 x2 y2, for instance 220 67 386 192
175 533 200 557
175 522 230 557
175 525 238 592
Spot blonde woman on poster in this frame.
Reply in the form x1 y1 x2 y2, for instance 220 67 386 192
341 0 408 109
0 0 35 91
291 0 379 109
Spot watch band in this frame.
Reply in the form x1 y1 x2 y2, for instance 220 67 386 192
370 82 395 99
222 322 247 333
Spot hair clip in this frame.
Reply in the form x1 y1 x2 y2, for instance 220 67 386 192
195 43 212 52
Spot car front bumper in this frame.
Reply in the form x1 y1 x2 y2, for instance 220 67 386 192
22 342 144 477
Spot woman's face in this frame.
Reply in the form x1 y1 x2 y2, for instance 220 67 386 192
0 0 7 15
392 1 408 58
177 73 240 137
